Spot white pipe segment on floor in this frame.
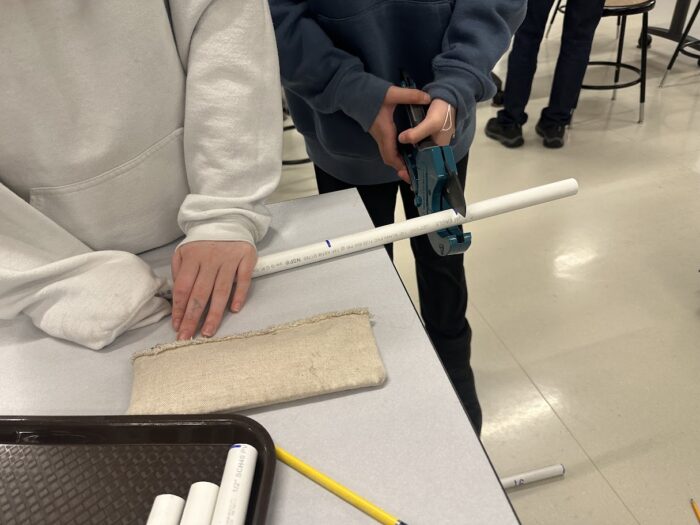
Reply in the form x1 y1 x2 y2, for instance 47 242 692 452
254 178 579 278
500 464 566 489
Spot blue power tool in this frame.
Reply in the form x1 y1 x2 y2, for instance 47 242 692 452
399 72 471 256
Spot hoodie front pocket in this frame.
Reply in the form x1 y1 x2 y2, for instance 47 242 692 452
29 128 188 254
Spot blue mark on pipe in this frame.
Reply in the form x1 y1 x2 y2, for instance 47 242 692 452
325 240 331 248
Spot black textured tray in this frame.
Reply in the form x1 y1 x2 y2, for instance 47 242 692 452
0 415 275 525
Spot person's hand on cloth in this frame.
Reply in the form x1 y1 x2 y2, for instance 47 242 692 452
369 86 431 183
398 98 456 148
171 240 257 340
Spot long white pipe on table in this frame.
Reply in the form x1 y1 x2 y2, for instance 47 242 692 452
254 178 579 278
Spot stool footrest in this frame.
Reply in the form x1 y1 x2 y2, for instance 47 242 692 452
678 40 700 60
581 61 642 91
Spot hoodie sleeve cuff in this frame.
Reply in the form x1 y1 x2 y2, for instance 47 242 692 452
178 216 257 249
336 69 392 132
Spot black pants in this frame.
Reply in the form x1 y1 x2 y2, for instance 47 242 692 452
498 0 604 126
314 157 482 435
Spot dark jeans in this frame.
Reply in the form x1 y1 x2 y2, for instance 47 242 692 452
498 0 604 126
314 157 482 435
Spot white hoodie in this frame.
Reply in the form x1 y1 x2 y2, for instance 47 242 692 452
0 0 282 349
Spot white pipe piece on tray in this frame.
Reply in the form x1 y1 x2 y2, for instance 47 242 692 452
179 481 220 525
254 178 579 278
211 444 258 525
146 494 185 525
500 464 566 489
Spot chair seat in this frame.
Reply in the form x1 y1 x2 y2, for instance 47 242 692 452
603 0 655 16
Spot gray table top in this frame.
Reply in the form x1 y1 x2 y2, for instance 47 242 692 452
0 190 518 524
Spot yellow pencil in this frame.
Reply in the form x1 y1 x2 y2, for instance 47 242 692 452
691 498 700 524
275 446 407 525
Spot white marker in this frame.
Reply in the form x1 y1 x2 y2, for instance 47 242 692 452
179 481 220 525
146 494 185 525
500 464 565 489
210 444 258 525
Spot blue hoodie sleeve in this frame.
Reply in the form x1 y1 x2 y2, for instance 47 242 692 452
424 0 526 131
269 0 392 132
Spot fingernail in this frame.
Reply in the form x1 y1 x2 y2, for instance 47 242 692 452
232 302 241 313
202 326 213 337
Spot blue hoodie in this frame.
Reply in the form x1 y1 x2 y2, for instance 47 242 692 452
270 0 526 185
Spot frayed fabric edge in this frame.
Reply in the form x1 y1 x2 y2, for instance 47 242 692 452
132 307 372 362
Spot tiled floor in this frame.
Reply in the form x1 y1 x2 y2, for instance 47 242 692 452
270 5 700 524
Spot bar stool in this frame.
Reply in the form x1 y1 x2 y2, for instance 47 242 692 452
547 1 623 40
659 0 700 87
545 0 567 39
580 0 656 123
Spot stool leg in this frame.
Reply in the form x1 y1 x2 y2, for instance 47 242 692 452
660 0 700 87
546 0 564 39
616 16 621 40
613 16 627 101
639 12 648 123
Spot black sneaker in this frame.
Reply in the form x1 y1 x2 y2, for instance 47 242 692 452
485 118 524 148
535 121 566 148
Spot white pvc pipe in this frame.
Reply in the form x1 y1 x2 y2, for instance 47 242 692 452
254 178 579 277
500 464 566 489
211 444 258 525
180 482 219 525
145 494 185 525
